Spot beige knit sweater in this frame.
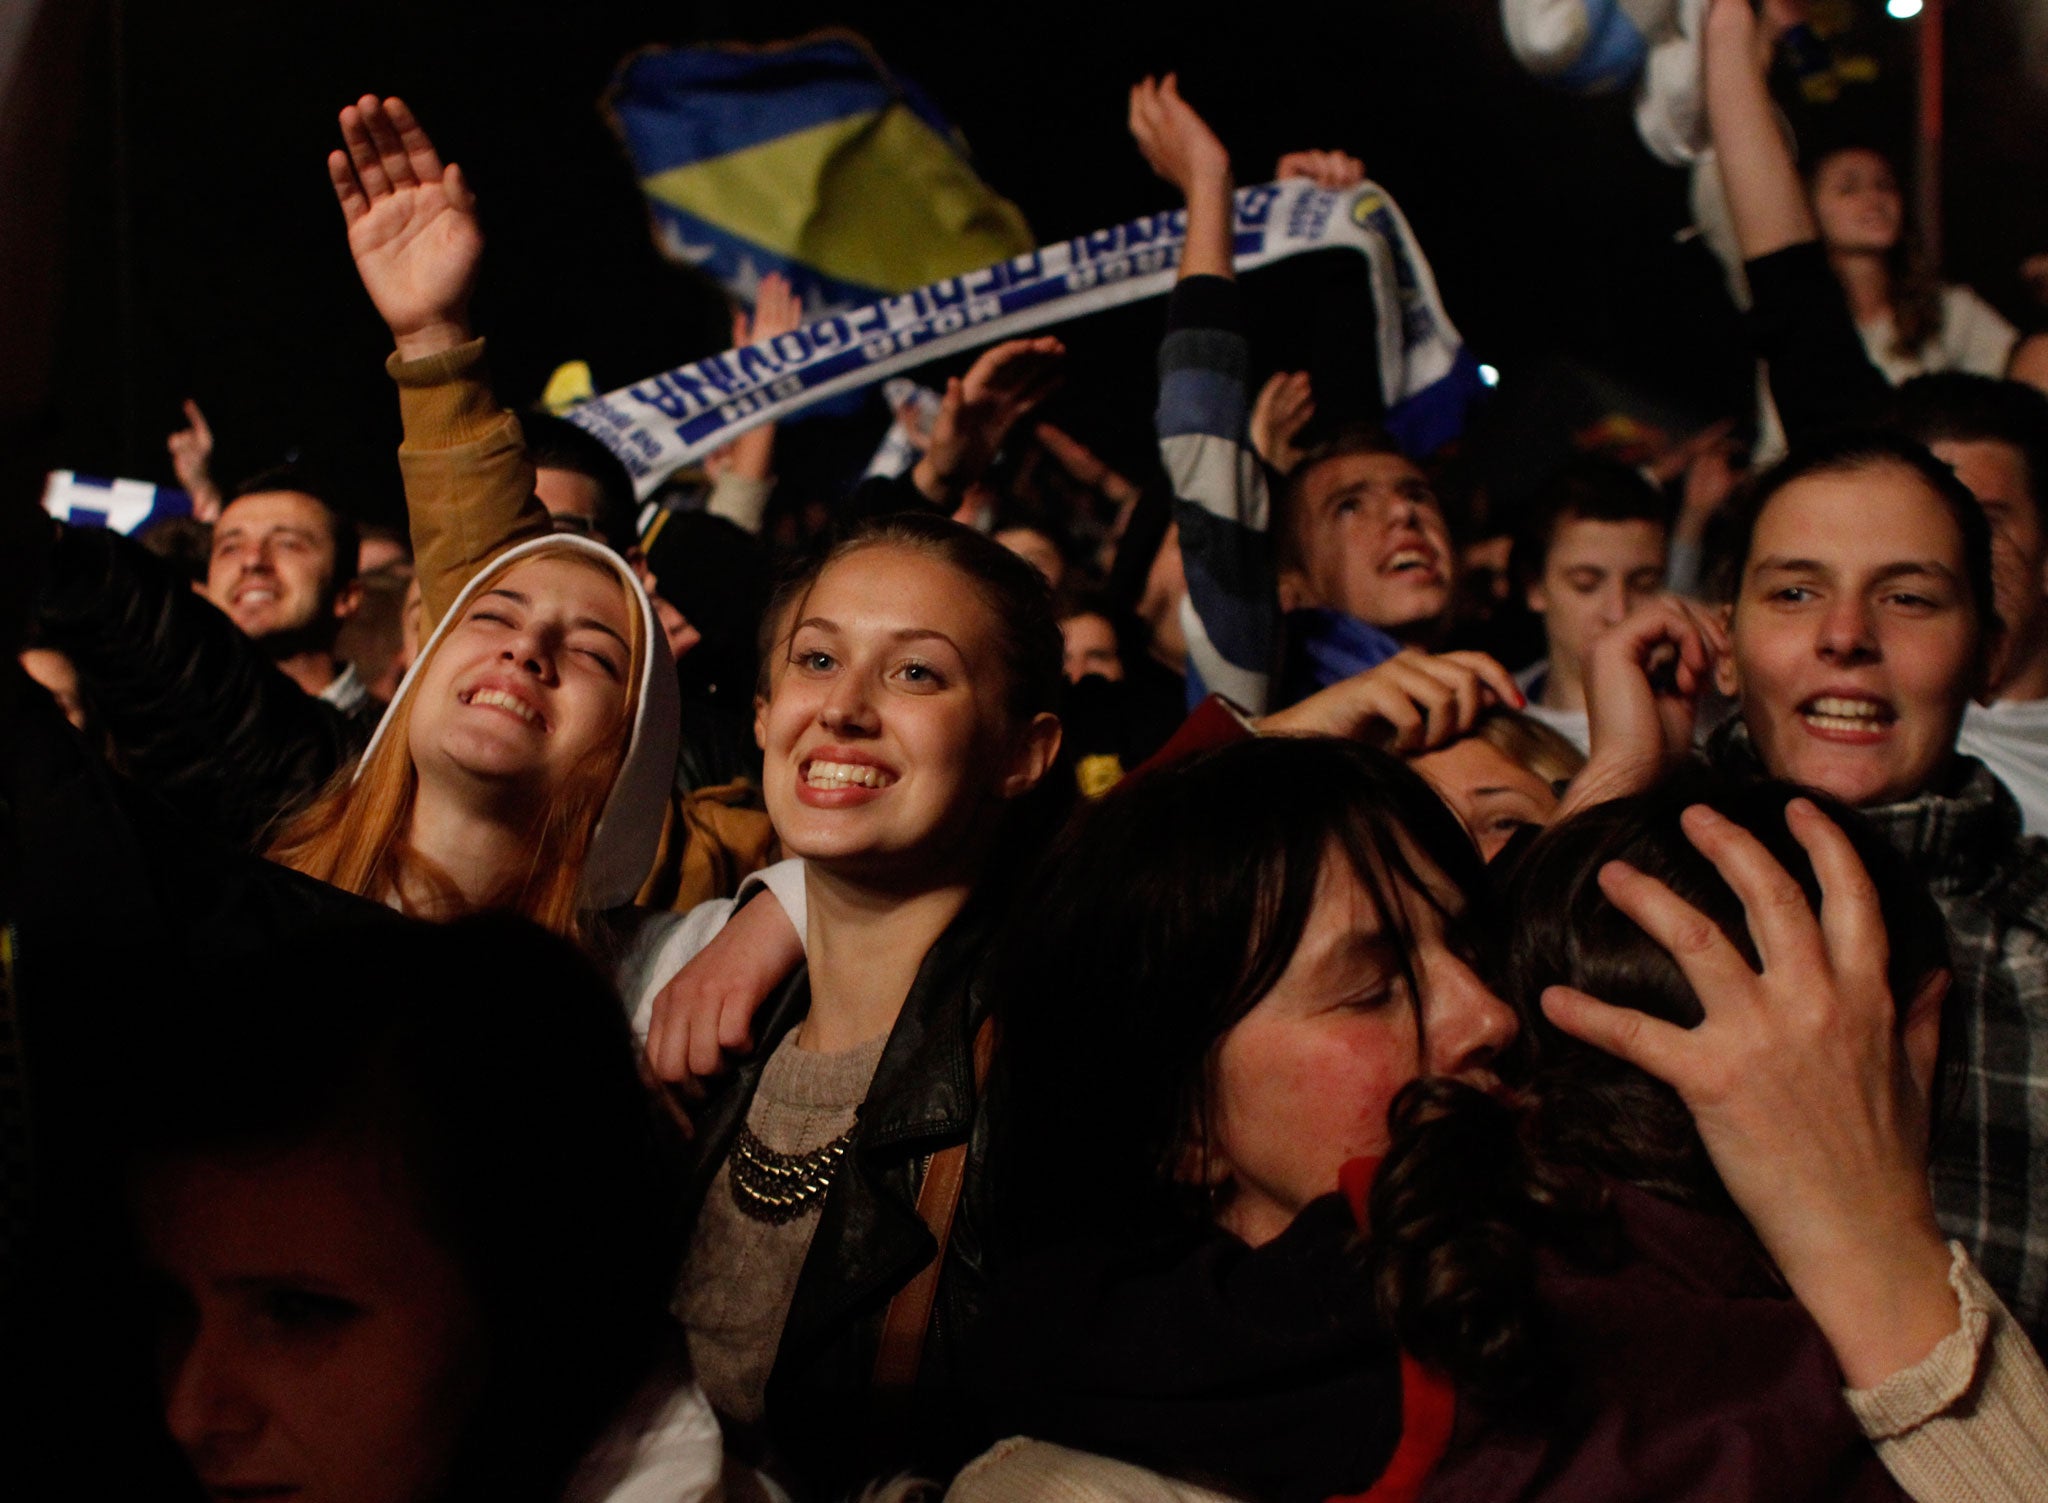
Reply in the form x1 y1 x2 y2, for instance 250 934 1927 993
676 1027 888 1425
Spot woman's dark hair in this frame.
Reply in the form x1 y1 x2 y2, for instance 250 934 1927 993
522 411 639 553
759 508 1065 728
1370 770 1952 1401
984 735 1492 1254
1506 770 1950 1208
119 914 687 1503
1710 428 1999 640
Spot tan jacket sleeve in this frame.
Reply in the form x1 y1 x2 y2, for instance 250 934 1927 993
386 337 552 634
1846 1243 2048 1502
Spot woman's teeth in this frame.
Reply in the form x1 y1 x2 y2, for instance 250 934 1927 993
465 688 539 725
1802 696 1891 733
806 759 895 790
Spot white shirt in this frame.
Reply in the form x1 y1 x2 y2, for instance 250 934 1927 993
1514 659 1592 755
1958 699 2048 838
317 661 369 716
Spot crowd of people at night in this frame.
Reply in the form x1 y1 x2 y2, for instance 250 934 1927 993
9 1 2048 1500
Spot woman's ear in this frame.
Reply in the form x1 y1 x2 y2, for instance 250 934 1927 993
1712 603 1740 699
753 694 770 750
1976 618 2012 706
999 712 1064 799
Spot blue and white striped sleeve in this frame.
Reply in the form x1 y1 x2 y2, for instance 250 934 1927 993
1157 274 1281 715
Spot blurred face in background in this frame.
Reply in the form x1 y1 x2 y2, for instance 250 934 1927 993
1810 149 1903 258
1525 514 1668 707
207 492 356 647
1061 611 1124 683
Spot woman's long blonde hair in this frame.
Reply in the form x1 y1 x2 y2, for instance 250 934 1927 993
268 544 647 938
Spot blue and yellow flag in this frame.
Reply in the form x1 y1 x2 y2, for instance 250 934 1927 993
607 31 1034 313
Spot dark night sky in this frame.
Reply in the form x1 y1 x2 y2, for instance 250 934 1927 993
45 0 2048 528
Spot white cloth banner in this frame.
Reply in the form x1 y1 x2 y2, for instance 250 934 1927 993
569 179 1473 498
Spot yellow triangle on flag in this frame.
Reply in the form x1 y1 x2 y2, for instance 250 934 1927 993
541 360 597 414
641 103 1032 295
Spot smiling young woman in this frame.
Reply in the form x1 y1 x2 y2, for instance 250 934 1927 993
1569 429 2048 1350
267 533 678 939
615 510 1064 1492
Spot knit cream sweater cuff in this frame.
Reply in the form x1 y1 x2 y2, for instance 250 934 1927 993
1845 1243 2048 1503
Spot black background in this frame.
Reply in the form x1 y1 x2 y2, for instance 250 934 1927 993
43 0 2048 527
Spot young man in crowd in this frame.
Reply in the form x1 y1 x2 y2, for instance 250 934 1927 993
1513 458 1672 753
35 470 378 846
1894 373 2048 835
202 467 371 722
1133 75 1467 715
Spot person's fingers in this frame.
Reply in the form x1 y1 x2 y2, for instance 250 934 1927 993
383 96 444 183
182 399 211 442
441 160 476 215
1541 985 1699 1089
1442 650 1526 710
361 96 417 190
717 991 756 1055
1404 655 1478 740
1596 856 1764 1010
731 307 752 347
1783 796 1889 987
1365 685 1424 752
1678 804 1830 979
327 148 370 223
342 99 394 199
686 1005 727 1082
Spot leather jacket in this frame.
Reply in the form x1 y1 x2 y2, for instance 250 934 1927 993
35 524 373 849
682 895 998 1495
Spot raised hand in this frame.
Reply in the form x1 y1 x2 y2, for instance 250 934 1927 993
711 272 806 483
1559 595 1728 817
328 95 483 360
911 337 1066 505
1541 798 1958 1387
1275 149 1366 190
1259 647 1525 751
166 398 223 522
731 270 804 349
1250 371 1317 476
1128 73 1232 198
1034 422 1140 506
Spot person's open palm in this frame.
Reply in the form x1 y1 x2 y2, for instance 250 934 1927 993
328 94 482 358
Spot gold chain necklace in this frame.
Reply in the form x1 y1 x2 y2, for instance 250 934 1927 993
728 1122 857 1225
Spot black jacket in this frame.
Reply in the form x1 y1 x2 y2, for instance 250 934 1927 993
682 897 997 1494
35 523 373 849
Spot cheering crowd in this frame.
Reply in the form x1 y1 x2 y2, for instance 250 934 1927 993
10 1 2048 1499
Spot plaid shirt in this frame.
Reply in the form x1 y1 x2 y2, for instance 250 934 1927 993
1711 722 2048 1344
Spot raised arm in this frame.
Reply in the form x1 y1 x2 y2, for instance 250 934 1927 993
329 95 547 631
1134 75 1284 713
703 272 802 534
1703 0 1890 442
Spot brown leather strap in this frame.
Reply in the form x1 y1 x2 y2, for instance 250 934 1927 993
872 1014 996 1396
